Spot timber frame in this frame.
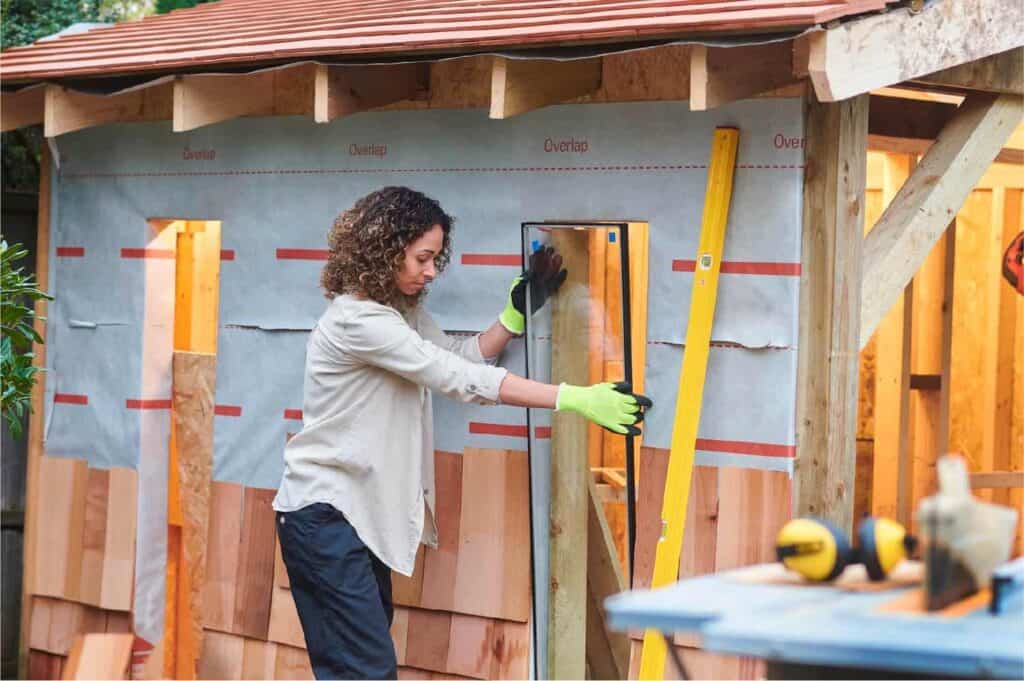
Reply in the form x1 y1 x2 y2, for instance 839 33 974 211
5 0 1023 675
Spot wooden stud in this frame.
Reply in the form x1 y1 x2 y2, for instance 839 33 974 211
490 57 601 119
547 228 590 679
420 450 463 612
689 42 797 111
951 191 998 501
19 139 51 678
232 486 276 639
314 63 429 123
451 449 530 622
587 230 608 469
861 93 1023 347
871 153 915 524
2 84 45 132
62 633 133 680
794 91 869 534
797 0 1023 102
990 189 1020 508
912 47 1023 96
173 71 275 132
908 221 956 517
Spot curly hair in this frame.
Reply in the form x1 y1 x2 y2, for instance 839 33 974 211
321 187 454 310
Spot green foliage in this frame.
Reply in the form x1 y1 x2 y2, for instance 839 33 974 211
1 240 52 439
0 0 101 50
155 0 214 14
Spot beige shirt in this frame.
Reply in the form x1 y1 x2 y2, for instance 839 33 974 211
272 294 508 576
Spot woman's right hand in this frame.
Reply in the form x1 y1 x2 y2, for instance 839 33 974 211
556 381 652 436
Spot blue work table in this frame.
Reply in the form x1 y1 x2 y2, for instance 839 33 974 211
604 563 1024 680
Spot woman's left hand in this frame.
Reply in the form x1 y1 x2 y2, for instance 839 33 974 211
498 245 568 334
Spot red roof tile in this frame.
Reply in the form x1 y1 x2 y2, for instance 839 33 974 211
0 0 888 83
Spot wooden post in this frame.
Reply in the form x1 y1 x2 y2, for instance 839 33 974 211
18 142 51 681
872 154 915 524
165 220 220 679
795 92 869 535
548 229 590 680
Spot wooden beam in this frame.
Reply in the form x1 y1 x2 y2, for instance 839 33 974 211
969 471 1024 490
798 0 1023 102
860 93 1023 347
173 71 275 132
869 94 957 141
314 63 428 123
2 84 45 132
912 48 1023 96
689 41 798 111
868 134 1024 165
18 142 51 681
548 228 590 680
44 84 164 137
794 91 869 535
490 56 601 119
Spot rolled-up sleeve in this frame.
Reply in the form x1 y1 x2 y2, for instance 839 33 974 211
340 305 506 404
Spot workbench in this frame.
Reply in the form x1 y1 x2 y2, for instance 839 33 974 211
604 563 1024 680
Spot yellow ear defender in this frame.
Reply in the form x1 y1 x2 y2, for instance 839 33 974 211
776 516 917 582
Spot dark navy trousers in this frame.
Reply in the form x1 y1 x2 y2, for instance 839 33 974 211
276 503 397 680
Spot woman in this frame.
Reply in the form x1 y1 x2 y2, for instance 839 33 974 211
273 186 650 680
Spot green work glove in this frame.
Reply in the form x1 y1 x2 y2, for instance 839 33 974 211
556 381 652 436
499 245 568 335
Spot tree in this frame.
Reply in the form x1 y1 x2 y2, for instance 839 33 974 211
155 0 215 13
1 241 52 438
0 0 157 192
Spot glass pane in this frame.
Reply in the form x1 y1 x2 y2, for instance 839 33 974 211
521 222 631 679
